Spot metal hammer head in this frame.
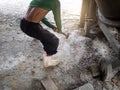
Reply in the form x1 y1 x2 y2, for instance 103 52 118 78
60 32 70 39
66 33 70 39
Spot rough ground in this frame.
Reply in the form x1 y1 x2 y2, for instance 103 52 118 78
0 0 120 90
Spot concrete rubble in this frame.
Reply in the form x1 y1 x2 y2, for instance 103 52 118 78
0 0 120 90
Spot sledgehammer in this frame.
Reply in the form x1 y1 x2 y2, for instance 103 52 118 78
59 32 70 39
54 29 69 39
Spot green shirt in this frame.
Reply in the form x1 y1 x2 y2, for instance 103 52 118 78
30 0 62 31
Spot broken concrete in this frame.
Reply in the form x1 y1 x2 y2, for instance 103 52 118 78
0 0 120 90
41 76 58 90
79 83 94 90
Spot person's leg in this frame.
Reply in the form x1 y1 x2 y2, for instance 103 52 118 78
40 27 59 56
20 18 43 40
36 25 61 67
20 18 59 55
20 18 61 67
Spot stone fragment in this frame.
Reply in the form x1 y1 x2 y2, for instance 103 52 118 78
89 64 100 78
79 83 94 90
41 76 58 90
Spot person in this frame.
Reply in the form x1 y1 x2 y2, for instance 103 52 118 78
20 0 65 67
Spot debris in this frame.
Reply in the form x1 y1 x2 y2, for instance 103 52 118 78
31 78 45 90
111 71 120 87
41 76 58 90
99 59 113 81
76 83 94 90
31 70 35 75
89 64 100 78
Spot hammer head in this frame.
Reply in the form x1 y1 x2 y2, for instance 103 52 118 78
66 33 70 39
60 32 70 39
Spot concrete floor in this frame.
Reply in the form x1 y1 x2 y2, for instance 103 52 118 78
0 0 120 90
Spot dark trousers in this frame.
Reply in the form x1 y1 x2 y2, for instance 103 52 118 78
20 18 59 55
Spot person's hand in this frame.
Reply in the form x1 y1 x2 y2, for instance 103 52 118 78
53 28 60 33
60 32 70 39
53 28 69 39
53 28 63 34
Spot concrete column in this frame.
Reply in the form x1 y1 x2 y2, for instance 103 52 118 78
80 0 97 28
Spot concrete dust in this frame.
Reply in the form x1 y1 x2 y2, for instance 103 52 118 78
0 15 119 90
0 0 120 90
53 30 93 70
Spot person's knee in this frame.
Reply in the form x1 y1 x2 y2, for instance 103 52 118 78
52 36 59 48
43 36 59 55
55 37 59 47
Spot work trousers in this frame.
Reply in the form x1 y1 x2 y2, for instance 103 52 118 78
20 18 59 55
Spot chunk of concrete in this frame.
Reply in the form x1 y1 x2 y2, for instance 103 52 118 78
41 76 58 90
79 83 94 90
89 64 100 78
73 88 79 90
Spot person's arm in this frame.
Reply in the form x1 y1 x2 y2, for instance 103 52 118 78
52 1 62 32
41 17 56 30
